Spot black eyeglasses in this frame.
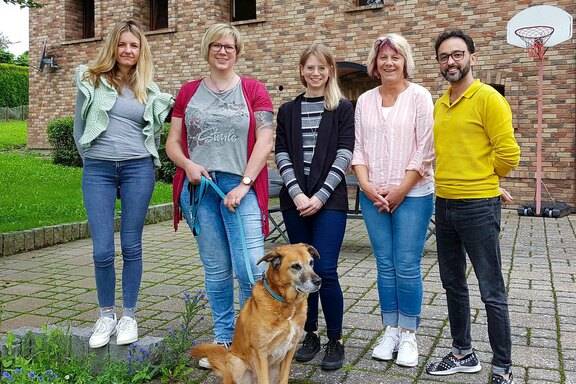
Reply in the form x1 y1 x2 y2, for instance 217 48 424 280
209 43 236 54
437 50 466 64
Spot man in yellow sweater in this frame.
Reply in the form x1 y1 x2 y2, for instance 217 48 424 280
425 29 520 384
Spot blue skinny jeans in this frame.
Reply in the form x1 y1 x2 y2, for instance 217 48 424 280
82 157 155 311
360 191 434 330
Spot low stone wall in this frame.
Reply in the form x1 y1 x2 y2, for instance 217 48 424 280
0 203 173 258
0 326 163 366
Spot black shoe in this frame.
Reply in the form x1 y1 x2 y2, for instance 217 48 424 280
321 339 345 370
426 350 482 376
294 332 321 362
492 372 514 384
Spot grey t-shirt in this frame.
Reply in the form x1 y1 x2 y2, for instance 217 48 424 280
81 87 150 161
185 80 249 176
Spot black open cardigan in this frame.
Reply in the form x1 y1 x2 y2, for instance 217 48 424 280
275 94 355 212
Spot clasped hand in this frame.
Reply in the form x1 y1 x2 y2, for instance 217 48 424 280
364 184 406 213
294 194 323 217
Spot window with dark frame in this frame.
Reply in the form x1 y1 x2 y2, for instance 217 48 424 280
150 0 169 30
358 0 383 5
490 84 505 97
231 0 256 22
82 0 95 39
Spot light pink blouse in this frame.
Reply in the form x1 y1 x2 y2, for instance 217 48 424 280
351 83 435 191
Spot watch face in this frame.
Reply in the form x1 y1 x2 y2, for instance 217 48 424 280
243 176 252 185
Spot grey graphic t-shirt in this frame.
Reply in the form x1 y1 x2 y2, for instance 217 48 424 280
185 80 249 176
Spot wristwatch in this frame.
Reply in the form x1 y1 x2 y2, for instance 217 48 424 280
242 176 254 186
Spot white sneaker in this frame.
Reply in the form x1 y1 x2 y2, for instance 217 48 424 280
372 326 400 361
396 331 418 367
199 341 231 369
116 316 138 345
89 314 117 348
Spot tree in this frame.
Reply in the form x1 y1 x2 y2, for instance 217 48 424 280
15 51 28 66
0 50 15 64
2 0 43 7
0 32 13 51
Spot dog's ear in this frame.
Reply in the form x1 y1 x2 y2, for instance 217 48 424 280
257 250 283 269
307 245 320 259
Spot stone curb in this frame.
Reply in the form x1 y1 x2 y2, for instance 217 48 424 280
0 203 173 258
0 326 164 366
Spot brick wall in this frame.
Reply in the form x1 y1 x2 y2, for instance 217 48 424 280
28 0 576 208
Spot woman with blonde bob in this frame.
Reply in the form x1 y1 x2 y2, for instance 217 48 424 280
352 33 434 367
166 23 273 369
73 20 173 349
275 43 354 370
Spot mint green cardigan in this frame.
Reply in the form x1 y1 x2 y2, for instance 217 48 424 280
75 65 174 167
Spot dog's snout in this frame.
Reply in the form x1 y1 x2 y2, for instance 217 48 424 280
313 275 322 287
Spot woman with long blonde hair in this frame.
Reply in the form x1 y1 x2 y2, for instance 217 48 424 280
73 20 173 349
275 43 354 370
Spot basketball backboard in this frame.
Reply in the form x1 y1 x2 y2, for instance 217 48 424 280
507 5 573 48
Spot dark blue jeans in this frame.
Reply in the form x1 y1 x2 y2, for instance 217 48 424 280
282 208 346 340
82 157 155 310
435 196 512 375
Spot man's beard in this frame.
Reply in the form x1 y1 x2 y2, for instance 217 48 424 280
441 62 471 83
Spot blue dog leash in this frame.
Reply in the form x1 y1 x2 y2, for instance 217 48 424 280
188 176 256 286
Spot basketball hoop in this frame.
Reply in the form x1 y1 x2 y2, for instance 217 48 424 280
507 6 573 217
515 26 554 60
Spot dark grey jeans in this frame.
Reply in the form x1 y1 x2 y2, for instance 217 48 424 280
435 196 512 375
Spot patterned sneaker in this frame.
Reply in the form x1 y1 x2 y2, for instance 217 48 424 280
294 332 321 362
89 314 117 348
372 326 400 361
199 341 231 369
492 372 514 384
320 339 345 370
395 331 418 367
426 351 482 375
116 316 138 345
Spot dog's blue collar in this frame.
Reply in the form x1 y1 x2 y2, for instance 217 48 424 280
262 273 286 303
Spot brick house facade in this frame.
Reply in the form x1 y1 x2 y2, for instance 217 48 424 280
28 0 575 209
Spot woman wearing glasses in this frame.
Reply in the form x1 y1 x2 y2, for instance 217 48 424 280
166 23 273 368
351 34 434 367
275 43 354 370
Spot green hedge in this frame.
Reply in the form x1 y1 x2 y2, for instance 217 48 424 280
46 117 83 167
0 63 29 107
46 116 176 184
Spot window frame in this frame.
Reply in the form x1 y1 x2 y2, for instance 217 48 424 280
82 0 95 39
231 0 257 22
150 0 169 31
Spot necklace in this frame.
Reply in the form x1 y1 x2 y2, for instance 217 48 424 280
209 74 236 93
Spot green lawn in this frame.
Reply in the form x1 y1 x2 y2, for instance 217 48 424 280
0 121 172 233
0 120 27 150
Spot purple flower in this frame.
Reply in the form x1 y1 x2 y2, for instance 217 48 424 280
2 372 11 378
28 372 36 378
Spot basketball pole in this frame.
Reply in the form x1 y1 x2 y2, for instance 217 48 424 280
535 50 543 216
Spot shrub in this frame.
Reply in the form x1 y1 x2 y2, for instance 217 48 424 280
46 117 82 167
156 123 175 184
0 63 28 108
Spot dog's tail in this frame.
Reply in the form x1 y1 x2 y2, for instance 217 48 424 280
190 344 228 374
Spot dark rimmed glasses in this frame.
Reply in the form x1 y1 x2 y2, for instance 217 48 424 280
437 50 466 64
209 43 237 54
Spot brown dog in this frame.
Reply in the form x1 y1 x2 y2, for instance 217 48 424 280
190 243 322 384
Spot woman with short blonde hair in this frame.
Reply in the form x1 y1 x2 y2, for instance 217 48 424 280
166 23 273 369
